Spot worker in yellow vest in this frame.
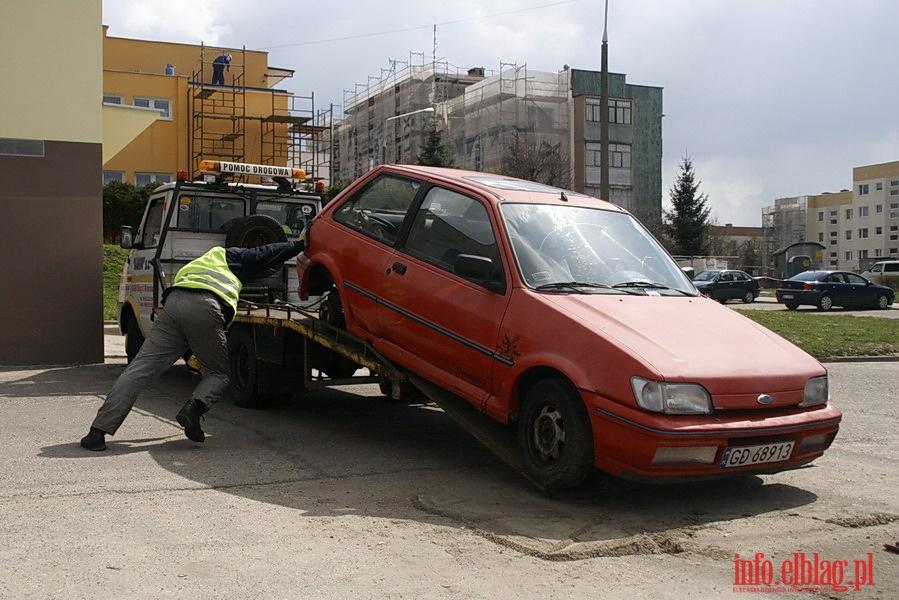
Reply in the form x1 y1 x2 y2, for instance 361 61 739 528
80 241 304 451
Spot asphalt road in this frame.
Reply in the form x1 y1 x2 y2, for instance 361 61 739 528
0 336 896 598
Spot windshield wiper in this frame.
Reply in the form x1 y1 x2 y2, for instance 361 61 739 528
612 280 671 290
612 280 694 295
536 281 612 292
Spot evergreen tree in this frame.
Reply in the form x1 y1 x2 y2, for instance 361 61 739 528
416 118 455 168
664 155 712 255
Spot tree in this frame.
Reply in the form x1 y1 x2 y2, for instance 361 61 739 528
664 155 712 255
416 118 455 168
102 181 159 243
501 132 571 188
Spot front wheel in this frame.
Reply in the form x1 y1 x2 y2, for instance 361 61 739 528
742 290 755 304
125 313 144 363
876 294 890 310
518 378 594 490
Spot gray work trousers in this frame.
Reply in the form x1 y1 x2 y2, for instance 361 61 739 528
92 289 230 435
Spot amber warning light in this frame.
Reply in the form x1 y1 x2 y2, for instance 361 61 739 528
198 160 306 180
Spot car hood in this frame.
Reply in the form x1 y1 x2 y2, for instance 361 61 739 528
540 293 823 388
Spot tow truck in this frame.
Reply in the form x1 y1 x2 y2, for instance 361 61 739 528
118 161 409 398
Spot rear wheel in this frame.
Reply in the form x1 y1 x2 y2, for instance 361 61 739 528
817 295 834 311
228 326 262 408
742 290 755 304
785 303 799 310
518 378 594 490
319 287 361 379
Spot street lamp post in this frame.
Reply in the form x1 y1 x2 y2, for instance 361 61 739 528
600 0 610 202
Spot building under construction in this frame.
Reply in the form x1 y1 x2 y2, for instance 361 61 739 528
330 55 664 227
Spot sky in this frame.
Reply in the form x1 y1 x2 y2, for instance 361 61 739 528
101 0 899 227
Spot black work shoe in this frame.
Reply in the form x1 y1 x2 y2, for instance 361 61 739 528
80 427 107 451
176 399 208 443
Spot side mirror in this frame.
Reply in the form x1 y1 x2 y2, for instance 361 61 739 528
120 226 133 249
681 266 695 280
454 254 505 293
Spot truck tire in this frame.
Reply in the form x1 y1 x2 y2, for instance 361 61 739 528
125 313 144 363
228 325 263 408
518 378 594 490
225 215 287 248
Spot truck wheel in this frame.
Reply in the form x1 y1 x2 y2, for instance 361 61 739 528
319 288 360 379
225 215 287 248
228 326 262 408
125 313 144 363
518 378 594 490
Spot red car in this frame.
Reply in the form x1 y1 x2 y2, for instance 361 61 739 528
298 165 841 489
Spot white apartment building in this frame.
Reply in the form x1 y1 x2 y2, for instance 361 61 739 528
763 160 899 273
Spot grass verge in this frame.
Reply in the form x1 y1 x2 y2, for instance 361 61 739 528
734 309 899 360
103 244 129 321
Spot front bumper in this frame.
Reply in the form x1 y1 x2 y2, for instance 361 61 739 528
587 395 842 481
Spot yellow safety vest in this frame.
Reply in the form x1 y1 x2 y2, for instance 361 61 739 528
173 247 242 324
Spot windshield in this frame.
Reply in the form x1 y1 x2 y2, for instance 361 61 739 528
500 203 696 295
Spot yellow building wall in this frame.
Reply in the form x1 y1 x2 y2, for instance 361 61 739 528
102 28 294 181
2 2 102 142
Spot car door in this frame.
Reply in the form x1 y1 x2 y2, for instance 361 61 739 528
844 272 875 307
717 271 735 300
376 184 510 403
328 173 423 334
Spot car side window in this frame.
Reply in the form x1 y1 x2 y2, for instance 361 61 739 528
845 273 866 285
720 272 733 282
404 187 504 290
333 174 420 245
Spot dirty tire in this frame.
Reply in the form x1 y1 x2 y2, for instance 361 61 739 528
228 325 263 408
224 215 287 248
319 288 360 379
518 378 594 490
125 313 144 363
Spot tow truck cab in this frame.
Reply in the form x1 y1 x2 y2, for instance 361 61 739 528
117 161 323 361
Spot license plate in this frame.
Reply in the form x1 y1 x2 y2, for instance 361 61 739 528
719 441 794 468
782 294 794 299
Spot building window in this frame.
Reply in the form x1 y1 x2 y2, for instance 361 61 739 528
860 249 869 259
858 184 869 195
0 138 44 157
876 226 883 235
859 206 869 217
845 251 853 261
829 210 838 217
586 99 602 123
858 228 869 239
876 249 882 257
103 94 123 105
830 219 837 225
877 204 883 213
845 230 852 240
829 252 837 258
817 211 824 221
135 172 173 186
891 190 899 196
134 97 171 119
103 171 125 184
891 179 899 186
609 100 632 124
609 144 631 169
830 231 838 237
845 208 853 219
818 232 824 242
585 142 602 167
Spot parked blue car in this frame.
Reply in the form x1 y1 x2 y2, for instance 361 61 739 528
775 270 894 311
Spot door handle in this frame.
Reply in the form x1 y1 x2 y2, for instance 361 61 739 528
390 262 407 275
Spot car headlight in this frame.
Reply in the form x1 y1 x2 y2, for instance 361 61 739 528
799 375 829 408
631 377 712 415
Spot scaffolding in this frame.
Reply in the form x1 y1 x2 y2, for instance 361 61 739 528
188 45 331 185
189 45 247 176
